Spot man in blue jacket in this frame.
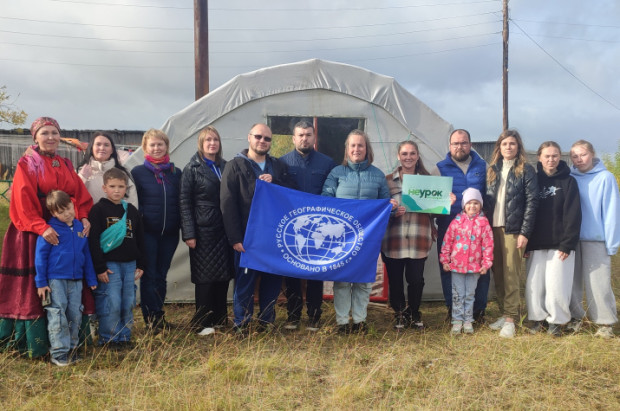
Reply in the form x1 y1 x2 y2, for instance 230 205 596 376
279 121 336 331
434 129 488 323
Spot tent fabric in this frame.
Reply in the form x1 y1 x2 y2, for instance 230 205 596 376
125 59 452 172
165 59 449 155
126 59 459 301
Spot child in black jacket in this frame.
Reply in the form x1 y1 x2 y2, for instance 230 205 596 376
89 168 145 348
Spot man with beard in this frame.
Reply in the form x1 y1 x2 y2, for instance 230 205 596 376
220 123 293 333
433 129 488 323
279 121 336 331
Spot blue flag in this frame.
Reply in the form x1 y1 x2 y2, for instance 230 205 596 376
240 180 392 283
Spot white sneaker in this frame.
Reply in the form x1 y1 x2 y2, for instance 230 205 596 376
489 317 506 330
463 322 474 334
594 326 614 339
198 327 215 336
499 322 516 338
283 321 299 330
451 321 463 335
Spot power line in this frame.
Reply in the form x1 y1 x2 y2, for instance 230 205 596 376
512 18 620 29
513 33 620 44
511 20 620 112
0 32 498 55
0 16 191 31
0 39 499 69
46 0 497 11
47 0 192 9
206 41 500 71
0 29 191 43
0 20 499 45
213 32 500 53
351 41 500 62
0 41 192 54
208 11 501 31
0 56 188 69
210 1 499 12
214 21 501 44
0 10 499 31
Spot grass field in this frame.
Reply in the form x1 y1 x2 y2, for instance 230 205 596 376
1 260 619 410
0 186 619 409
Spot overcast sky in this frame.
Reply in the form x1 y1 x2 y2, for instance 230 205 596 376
1 0 619 154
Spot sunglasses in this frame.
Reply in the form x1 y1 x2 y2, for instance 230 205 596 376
250 133 272 142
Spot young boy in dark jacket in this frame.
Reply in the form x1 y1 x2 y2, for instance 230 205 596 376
35 190 98 366
89 168 145 349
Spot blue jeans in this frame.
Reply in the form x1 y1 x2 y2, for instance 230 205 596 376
437 224 490 315
140 232 179 323
451 272 480 323
333 281 372 325
45 279 83 359
232 251 282 327
94 261 136 343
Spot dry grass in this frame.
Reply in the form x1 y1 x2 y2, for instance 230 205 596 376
1 197 619 409
1 272 619 410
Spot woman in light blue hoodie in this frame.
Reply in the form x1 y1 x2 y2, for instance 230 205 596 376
568 140 620 338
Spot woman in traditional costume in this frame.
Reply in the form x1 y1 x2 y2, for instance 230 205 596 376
0 117 93 357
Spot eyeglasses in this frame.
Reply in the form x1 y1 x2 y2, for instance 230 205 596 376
250 134 272 142
450 142 470 147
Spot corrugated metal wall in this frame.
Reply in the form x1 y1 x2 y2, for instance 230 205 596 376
0 130 143 178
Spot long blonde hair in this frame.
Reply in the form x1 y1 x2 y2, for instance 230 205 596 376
486 129 527 185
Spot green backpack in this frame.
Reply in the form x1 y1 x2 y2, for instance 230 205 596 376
100 200 127 254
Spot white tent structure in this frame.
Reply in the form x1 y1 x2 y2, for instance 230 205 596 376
126 59 455 301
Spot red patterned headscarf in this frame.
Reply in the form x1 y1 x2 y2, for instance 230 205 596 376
30 117 60 140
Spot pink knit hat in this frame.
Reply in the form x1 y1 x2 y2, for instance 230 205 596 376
462 187 483 208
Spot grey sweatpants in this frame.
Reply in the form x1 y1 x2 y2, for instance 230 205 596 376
569 241 618 325
526 249 574 325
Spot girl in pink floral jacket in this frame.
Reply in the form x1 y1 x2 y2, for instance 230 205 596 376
440 188 494 334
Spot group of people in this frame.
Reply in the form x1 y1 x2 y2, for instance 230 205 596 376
0 117 618 366
435 129 618 339
0 119 181 365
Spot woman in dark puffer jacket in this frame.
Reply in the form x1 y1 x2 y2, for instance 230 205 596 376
485 129 538 338
132 129 182 331
180 126 234 336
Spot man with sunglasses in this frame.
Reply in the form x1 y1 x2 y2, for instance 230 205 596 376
433 129 489 324
221 123 294 334
279 121 336 332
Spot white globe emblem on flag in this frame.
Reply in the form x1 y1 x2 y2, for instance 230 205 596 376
282 213 360 266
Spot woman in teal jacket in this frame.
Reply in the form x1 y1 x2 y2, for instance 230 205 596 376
322 129 396 334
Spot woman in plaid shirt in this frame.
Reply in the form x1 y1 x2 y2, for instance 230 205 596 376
381 141 436 330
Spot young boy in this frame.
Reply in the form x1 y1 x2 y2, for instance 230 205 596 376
35 190 98 366
88 167 145 349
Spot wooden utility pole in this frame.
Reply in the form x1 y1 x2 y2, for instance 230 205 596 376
502 0 509 130
194 0 209 100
